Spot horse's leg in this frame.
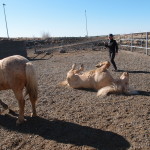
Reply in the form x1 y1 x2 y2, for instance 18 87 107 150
79 64 84 72
29 96 37 117
71 63 76 70
75 64 84 74
13 89 26 125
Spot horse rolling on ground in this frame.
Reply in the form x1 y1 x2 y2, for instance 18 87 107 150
60 61 135 96
0 55 38 125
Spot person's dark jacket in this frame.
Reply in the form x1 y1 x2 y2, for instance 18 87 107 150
105 39 118 53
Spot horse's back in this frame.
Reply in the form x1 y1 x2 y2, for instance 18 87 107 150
1 55 28 69
0 55 29 90
2 55 28 65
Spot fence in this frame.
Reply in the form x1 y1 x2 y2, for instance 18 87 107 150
118 32 150 55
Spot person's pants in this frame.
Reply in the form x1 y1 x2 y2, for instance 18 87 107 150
109 52 117 70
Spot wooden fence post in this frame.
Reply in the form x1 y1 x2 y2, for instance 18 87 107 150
131 33 133 52
146 32 148 55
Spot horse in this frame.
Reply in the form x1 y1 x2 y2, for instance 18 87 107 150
0 55 38 124
60 61 133 96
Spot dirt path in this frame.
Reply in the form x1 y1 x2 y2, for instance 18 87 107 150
0 49 150 150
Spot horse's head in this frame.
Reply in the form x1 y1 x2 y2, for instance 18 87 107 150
95 61 110 69
119 72 129 92
120 72 129 80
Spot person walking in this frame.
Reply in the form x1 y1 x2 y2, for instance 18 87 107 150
104 33 118 71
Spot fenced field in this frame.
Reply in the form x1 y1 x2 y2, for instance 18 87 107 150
0 41 150 150
23 32 150 56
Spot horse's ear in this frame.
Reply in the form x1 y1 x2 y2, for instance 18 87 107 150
125 72 129 76
121 72 129 78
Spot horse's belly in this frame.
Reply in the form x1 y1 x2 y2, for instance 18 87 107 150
94 74 113 89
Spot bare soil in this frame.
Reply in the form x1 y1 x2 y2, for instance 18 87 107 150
0 47 150 150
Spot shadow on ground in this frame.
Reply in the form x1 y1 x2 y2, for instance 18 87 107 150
76 88 150 96
135 90 150 96
27 53 53 61
117 70 150 74
0 115 130 150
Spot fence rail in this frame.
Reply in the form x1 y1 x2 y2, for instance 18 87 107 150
118 32 150 55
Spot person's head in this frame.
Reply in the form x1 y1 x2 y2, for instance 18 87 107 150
108 33 113 40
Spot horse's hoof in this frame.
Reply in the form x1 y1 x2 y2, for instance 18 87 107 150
31 113 37 117
16 118 27 125
81 64 84 68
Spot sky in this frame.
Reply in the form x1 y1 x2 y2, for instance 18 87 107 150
1 0 150 38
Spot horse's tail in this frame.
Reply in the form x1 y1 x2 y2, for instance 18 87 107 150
58 80 68 86
25 62 38 102
97 85 117 96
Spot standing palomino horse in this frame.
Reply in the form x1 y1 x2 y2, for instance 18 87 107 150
60 61 133 96
0 55 38 124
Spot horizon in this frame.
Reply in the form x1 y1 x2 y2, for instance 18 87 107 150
1 0 150 38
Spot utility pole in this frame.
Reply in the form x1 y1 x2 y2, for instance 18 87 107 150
85 10 88 37
3 3 9 39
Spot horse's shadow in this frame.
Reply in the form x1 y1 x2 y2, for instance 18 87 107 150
0 115 130 150
77 88 150 96
77 88 97 93
117 70 150 74
134 90 150 96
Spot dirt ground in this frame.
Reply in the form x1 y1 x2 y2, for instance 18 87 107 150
0 47 150 150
